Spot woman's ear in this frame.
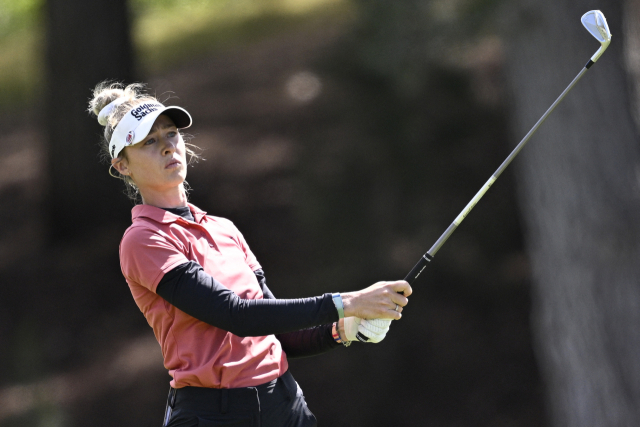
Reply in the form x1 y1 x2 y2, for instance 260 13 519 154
111 156 130 176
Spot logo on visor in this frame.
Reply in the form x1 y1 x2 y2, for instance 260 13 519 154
130 103 161 121
126 130 135 145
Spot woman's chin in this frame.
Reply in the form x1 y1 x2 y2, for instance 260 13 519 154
155 175 187 192
168 167 187 182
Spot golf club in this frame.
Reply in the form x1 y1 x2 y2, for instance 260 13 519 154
356 10 611 342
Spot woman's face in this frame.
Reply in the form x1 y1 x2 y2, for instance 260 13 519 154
113 114 187 195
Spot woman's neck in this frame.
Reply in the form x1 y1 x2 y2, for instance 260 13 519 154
140 184 188 208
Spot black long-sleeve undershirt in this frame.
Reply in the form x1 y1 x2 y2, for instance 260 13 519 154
252 268 341 358
156 261 337 338
154 207 341 357
156 263 340 357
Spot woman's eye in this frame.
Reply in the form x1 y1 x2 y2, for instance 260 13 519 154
168 131 177 137
144 138 155 145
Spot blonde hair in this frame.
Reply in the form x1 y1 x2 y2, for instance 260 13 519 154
88 81 201 202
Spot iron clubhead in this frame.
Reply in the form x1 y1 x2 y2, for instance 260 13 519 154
581 10 611 62
581 10 611 43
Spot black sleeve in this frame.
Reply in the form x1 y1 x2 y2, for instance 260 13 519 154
254 268 341 357
275 324 341 358
155 261 338 337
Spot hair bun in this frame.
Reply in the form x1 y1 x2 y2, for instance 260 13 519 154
88 83 128 127
88 82 150 127
97 98 127 126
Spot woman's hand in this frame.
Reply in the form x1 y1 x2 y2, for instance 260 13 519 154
341 280 411 320
359 319 392 343
342 317 392 343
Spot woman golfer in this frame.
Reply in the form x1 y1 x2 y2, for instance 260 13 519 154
89 82 411 427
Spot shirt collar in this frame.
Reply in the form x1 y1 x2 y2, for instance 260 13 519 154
132 203 208 224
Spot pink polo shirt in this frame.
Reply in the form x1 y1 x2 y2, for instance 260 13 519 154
119 203 288 389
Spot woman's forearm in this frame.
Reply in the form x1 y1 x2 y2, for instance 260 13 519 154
156 261 338 337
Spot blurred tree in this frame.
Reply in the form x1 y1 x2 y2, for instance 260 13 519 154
44 0 134 242
505 0 640 425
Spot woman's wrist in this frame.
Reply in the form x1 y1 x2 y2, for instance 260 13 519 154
337 318 348 342
332 320 351 347
331 293 345 318
340 291 356 318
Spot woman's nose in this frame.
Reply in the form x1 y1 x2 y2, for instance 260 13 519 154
162 137 177 155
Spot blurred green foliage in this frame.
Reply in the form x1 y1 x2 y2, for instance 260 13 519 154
0 0 42 105
0 0 41 38
0 0 349 108
135 0 351 73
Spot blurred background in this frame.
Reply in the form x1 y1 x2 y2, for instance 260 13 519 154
1 0 640 425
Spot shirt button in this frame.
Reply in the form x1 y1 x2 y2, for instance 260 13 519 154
209 243 214 248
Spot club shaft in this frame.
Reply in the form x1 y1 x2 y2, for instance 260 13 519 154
404 65 590 285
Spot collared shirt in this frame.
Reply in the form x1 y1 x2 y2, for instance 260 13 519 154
119 203 287 389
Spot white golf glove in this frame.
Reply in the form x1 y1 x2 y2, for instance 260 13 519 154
359 318 392 343
343 317 391 343
343 316 362 342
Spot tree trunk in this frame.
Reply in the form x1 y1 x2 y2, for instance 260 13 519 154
44 0 134 242
504 0 640 425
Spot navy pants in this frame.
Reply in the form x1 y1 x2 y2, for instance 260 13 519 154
163 371 318 427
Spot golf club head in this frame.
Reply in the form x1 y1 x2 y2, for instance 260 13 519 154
581 10 611 62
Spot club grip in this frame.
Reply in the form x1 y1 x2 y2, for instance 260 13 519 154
356 254 432 342
404 254 432 284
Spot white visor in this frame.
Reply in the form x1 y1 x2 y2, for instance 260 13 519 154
109 102 192 158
